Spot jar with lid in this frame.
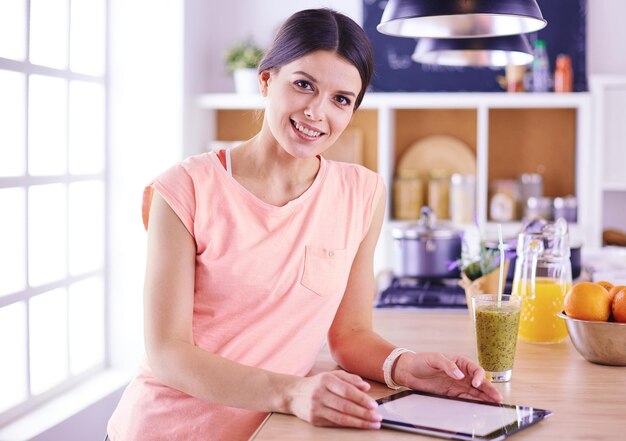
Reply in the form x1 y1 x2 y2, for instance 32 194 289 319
512 218 572 343
393 169 423 220
427 170 450 220
519 173 543 216
553 196 577 223
525 196 553 221
449 174 475 224
489 179 520 221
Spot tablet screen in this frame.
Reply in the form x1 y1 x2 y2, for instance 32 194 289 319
376 390 551 441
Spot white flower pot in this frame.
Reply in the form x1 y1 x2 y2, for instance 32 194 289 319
233 68 259 94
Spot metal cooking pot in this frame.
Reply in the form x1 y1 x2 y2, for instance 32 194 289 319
392 207 463 279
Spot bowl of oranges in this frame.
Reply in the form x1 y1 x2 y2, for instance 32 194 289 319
558 281 626 366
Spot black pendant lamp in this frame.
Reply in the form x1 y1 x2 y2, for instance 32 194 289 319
377 0 546 39
412 34 533 67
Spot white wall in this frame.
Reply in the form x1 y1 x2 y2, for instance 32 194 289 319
185 0 362 95
108 0 184 374
587 0 626 75
587 1 626 232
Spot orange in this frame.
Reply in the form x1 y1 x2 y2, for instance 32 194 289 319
612 290 626 323
596 281 614 293
564 282 611 321
608 285 626 304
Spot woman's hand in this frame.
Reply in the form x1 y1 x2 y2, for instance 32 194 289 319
287 370 382 429
394 352 503 403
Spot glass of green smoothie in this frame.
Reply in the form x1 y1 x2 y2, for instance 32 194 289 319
472 294 522 382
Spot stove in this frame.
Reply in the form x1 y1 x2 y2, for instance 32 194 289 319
375 277 467 309
376 277 515 309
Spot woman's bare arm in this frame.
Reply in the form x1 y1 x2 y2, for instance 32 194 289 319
328 189 502 403
327 187 394 383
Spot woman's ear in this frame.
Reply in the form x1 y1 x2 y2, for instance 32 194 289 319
259 70 271 96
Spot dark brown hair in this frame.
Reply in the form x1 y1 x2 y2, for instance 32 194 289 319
258 8 374 109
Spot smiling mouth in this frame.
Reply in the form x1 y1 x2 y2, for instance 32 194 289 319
290 119 324 138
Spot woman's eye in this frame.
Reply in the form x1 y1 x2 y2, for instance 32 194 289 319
294 80 313 90
335 95 351 106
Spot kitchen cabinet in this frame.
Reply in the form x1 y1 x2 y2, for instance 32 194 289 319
590 75 626 237
196 92 594 273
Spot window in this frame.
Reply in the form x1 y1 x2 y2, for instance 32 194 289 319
0 0 108 425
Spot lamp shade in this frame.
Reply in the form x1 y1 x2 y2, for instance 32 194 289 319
377 0 546 39
412 34 533 67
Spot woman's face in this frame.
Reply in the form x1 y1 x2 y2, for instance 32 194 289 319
259 50 361 160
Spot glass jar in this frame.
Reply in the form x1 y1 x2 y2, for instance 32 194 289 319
553 196 577 223
449 174 475 224
393 169 423 220
519 173 543 217
512 219 572 343
428 170 450 220
525 196 553 221
490 179 520 221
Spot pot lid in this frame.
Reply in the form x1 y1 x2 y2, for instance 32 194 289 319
392 207 462 239
392 224 462 239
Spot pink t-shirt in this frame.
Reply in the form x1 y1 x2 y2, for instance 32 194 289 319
107 152 383 441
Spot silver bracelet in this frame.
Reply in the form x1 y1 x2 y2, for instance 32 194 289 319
382 348 415 390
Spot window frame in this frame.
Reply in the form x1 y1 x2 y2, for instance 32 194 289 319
0 0 109 426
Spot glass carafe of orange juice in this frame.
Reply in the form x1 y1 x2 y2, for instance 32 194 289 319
512 219 572 343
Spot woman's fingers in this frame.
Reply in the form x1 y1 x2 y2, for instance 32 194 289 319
427 353 466 380
325 378 378 411
476 380 503 403
325 372 379 412
471 366 486 387
453 355 486 386
452 356 503 403
318 408 382 429
414 354 503 404
457 385 501 403
315 371 381 428
332 370 373 393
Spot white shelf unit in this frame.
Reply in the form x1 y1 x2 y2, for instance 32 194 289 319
196 92 596 273
603 183 626 191
590 75 626 235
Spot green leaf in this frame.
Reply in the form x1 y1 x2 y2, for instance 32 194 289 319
225 41 264 74
460 242 501 281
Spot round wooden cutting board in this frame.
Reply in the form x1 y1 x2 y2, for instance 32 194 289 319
397 135 476 178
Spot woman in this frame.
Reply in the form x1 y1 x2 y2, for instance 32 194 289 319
107 8 501 441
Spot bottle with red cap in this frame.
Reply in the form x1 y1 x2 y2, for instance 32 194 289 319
554 54 573 93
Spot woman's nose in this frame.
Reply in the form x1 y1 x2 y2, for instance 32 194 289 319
304 96 325 121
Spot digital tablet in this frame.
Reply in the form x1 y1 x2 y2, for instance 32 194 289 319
376 390 552 441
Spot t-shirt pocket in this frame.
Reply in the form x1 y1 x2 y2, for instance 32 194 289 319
300 245 347 297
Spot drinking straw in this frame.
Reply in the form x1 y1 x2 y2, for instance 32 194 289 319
497 224 505 307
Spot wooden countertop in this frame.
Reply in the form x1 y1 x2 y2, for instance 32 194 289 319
251 309 625 441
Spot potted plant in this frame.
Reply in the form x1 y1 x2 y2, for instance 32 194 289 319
450 223 514 316
458 241 511 316
225 40 264 94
